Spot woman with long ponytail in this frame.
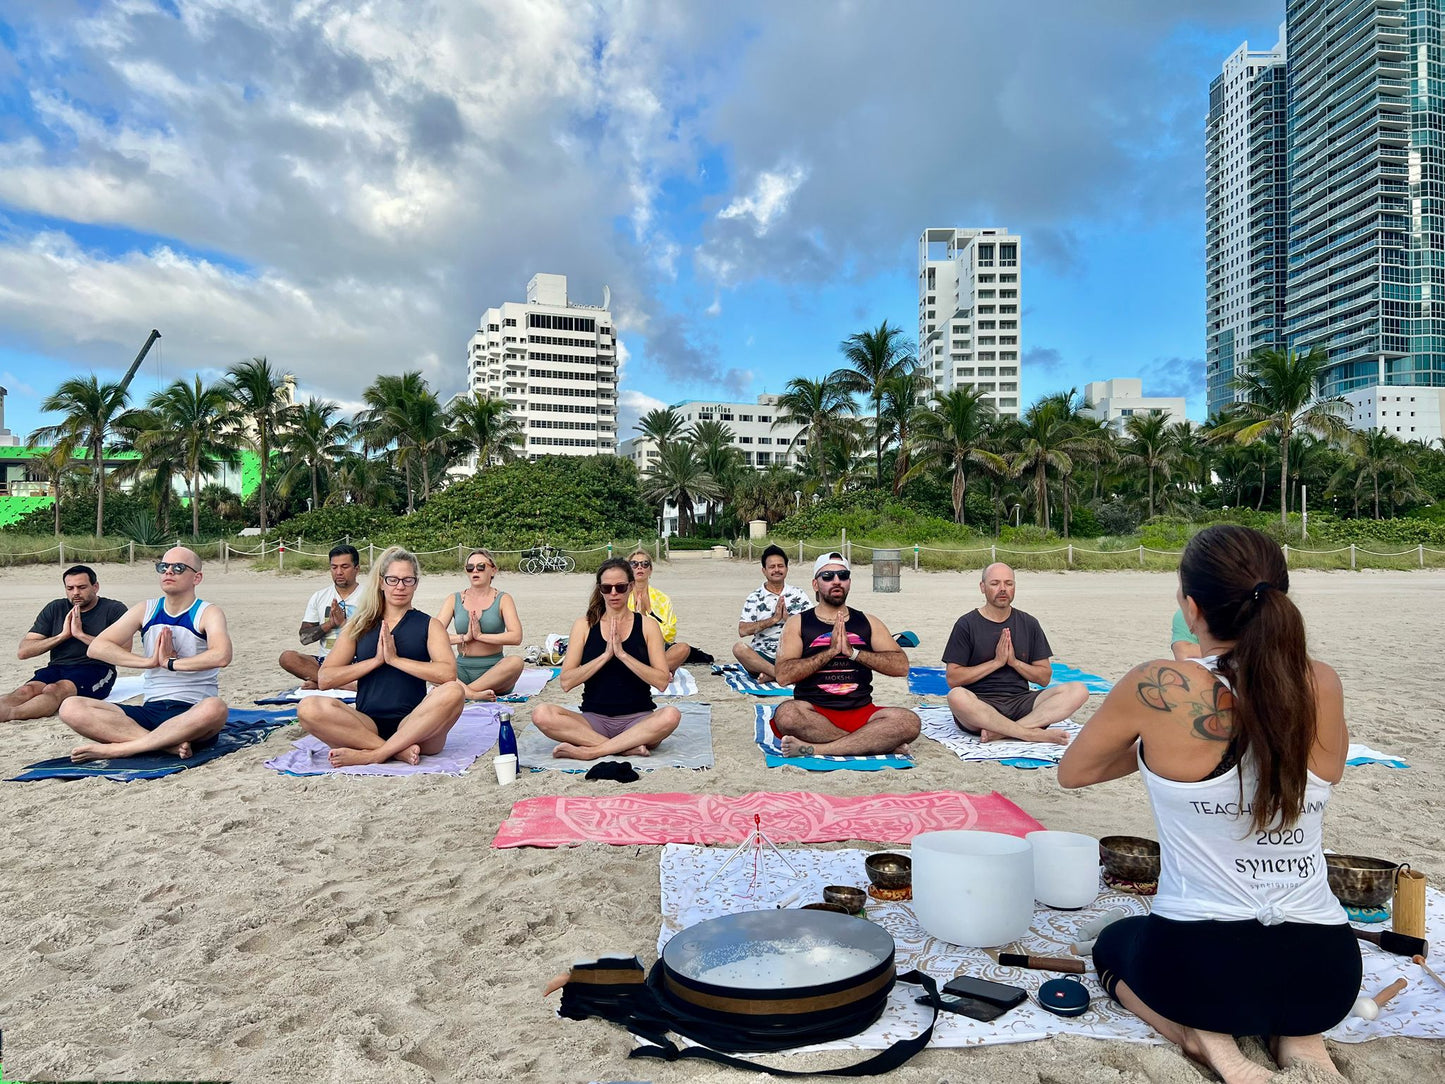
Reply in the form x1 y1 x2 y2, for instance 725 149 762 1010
1060 525 1355 1083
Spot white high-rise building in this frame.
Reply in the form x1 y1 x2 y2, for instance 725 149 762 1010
917 227 1022 418
1081 379 1188 436
465 273 618 458
619 395 805 472
1342 385 1445 445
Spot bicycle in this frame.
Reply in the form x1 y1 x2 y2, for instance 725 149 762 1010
521 546 575 575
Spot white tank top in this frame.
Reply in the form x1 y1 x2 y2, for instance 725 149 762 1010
140 598 221 704
1141 656 1346 926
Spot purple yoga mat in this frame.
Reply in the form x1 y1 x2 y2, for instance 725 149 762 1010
263 703 504 777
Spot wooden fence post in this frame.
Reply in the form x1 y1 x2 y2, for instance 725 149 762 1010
1350 543 1356 571
369 542 374 567
990 544 996 564
799 540 804 563
1420 544 1425 569
279 540 286 572
914 545 919 571
1138 545 1144 567
58 541 64 567
129 540 135 564
1283 543 1289 566
223 539 229 573
459 543 466 567
1067 544 1073 567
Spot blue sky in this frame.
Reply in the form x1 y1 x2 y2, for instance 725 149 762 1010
0 1 1284 441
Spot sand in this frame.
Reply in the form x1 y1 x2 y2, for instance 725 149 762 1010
0 557 1442 1083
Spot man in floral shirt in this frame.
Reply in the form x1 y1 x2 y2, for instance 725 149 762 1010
731 545 812 681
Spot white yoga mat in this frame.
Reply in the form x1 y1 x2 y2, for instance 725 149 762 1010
917 703 1078 766
105 675 146 703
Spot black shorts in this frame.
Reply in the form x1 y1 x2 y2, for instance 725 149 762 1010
1094 914 1361 1036
975 689 1041 722
120 699 198 732
370 715 405 740
31 663 116 701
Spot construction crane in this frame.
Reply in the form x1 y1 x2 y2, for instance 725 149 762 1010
116 329 161 398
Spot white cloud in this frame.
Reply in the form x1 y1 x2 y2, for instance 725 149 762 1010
717 164 807 236
705 294 721 317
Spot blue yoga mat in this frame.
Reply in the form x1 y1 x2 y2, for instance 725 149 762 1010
9 709 296 782
752 705 914 772
907 662 1113 697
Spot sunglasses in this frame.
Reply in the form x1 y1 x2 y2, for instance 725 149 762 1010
464 563 494 572
598 583 631 594
630 560 652 569
155 562 196 575
817 569 851 582
382 575 419 587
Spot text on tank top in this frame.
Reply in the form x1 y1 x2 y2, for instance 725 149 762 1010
578 615 655 717
1141 654 1345 926
354 609 433 722
140 598 220 704
793 607 873 710
453 590 504 661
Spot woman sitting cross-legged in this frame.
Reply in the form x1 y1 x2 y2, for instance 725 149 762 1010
297 546 465 767
532 557 680 761
435 548 525 701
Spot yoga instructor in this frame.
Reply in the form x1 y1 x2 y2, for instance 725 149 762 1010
1059 525 1358 1084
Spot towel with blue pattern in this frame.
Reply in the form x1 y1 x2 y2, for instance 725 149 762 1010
753 704 913 771
908 662 1112 697
712 663 793 697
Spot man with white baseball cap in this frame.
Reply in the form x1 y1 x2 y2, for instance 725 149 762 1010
770 551 919 757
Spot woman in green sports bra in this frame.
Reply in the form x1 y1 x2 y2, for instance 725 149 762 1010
435 548 524 700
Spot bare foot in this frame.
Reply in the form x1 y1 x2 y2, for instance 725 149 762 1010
553 742 600 761
392 744 421 766
893 743 912 756
1180 1028 1274 1084
1271 1035 1344 1079
623 744 651 757
165 741 194 759
466 689 498 702
779 735 815 757
300 680 319 690
980 726 1070 745
71 742 126 762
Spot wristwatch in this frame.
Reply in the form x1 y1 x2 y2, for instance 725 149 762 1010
848 646 860 661
166 658 177 671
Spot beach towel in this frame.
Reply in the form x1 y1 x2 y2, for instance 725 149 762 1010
658 667 698 697
753 704 913 771
104 675 145 703
908 662 1113 697
711 664 794 697
917 703 1079 769
655 845 1445 1051
1346 743 1409 769
263 702 503 777
255 687 356 705
9 709 294 782
498 665 559 701
515 702 714 773
493 789 1043 849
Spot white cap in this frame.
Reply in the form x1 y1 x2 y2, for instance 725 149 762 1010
812 551 849 578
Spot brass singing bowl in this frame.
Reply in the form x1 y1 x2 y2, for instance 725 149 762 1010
1099 835 1161 883
1325 854 1399 909
823 885 867 913
864 852 912 890
802 902 850 914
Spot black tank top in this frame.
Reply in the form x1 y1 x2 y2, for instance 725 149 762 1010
579 615 656 716
794 606 873 710
354 609 432 721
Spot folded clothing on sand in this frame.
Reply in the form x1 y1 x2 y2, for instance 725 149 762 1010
753 704 913 771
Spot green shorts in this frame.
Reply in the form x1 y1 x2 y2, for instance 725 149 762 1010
457 654 503 683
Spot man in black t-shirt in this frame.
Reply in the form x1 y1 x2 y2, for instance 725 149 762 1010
0 565 130 722
942 562 1088 744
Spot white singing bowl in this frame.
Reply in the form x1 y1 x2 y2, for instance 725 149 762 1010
912 830 1034 947
1026 830 1102 910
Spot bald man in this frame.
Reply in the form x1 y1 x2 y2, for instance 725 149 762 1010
58 546 232 762
942 562 1087 744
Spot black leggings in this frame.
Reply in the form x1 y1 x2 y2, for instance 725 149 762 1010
1094 914 1361 1036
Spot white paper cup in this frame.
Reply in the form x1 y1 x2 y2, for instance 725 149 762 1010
493 753 518 785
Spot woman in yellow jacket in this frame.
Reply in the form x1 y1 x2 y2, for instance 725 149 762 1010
626 550 692 674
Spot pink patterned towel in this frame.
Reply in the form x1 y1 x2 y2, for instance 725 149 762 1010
492 789 1043 849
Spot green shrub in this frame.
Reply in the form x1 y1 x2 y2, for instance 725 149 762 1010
1068 505 1103 538
1138 516 1196 550
265 504 393 544
999 524 1058 545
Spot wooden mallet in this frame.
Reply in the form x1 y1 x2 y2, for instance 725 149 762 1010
1351 978 1407 1021
1413 954 1445 993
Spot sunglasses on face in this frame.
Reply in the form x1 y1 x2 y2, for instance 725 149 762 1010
598 583 631 594
817 570 851 582
382 575 419 587
630 560 651 569
155 562 196 575
465 563 493 572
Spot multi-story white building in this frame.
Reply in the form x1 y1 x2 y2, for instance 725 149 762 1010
465 273 617 458
1343 385 1445 445
1081 379 1188 436
1205 29 1288 416
917 227 1022 418
620 395 805 472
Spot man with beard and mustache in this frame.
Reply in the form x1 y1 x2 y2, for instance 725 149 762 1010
944 562 1087 745
770 552 919 757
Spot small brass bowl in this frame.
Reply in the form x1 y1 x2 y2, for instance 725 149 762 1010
1099 836 1161 883
1325 854 1399 909
802 902 849 913
865 852 912 890
823 885 867 913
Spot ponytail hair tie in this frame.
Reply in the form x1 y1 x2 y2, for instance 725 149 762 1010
1251 581 1273 602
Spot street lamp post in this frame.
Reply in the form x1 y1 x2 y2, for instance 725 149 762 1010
794 490 801 511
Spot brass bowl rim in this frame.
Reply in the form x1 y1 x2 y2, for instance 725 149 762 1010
1098 834 1161 856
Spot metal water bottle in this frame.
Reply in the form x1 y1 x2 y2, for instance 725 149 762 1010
497 709 518 760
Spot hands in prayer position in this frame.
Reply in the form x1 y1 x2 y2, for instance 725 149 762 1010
148 627 175 670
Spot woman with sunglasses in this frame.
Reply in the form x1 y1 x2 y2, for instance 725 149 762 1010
531 557 680 760
435 548 524 701
625 549 692 674
297 546 464 767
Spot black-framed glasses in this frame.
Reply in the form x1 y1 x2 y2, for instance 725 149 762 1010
155 562 196 575
817 569 851 582
383 575 419 587
465 563 493 572
598 583 630 594
630 560 652 569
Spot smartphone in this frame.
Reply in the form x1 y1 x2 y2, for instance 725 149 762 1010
943 974 1027 1009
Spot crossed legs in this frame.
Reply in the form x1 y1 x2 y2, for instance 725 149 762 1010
278 650 321 688
60 696 228 761
459 656 524 701
664 642 690 674
948 681 1088 744
297 681 467 767
532 702 681 761
0 679 78 722
732 641 777 680
771 700 919 757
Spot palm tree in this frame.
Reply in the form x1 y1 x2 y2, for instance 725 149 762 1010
401 384 453 501
911 387 1005 524
772 376 855 492
832 320 917 488
355 371 428 513
876 370 930 495
1118 412 1178 520
635 407 686 450
1170 419 1212 493
329 453 399 510
450 393 523 471
226 357 295 531
32 443 74 536
29 375 131 536
688 419 742 530
1215 346 1349 526
1328 428 1425 518
1008 391 1094 533
279 398 352 513
138 377 245 537
641 442 719 537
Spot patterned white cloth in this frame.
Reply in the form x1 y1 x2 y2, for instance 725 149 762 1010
659 667 698 697
917 703 1078 766
738 581 812 655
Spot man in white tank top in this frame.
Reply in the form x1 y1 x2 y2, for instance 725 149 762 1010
58 546 232 761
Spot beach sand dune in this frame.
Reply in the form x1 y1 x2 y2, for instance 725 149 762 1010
0 560 1441 1082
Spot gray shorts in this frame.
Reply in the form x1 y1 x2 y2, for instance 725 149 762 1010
581 709 653 739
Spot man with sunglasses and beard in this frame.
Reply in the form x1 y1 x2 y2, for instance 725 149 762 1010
58 546 232 762
771 552 919 757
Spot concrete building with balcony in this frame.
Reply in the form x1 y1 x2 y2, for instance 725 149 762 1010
1081 379 1188 435
620 395 805 473
918 227 1022 418
1342 384 1445 444
1205 29 1288 416
465 273 617 458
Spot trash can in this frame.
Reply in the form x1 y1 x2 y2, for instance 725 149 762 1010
872 548 901 593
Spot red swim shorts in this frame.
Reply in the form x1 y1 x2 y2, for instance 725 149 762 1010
772 702 882 736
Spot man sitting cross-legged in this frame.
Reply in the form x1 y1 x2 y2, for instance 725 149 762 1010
58 547 232 762
732 544 811 681
278 544 362 689
944 562 1088 745
771 552 920 757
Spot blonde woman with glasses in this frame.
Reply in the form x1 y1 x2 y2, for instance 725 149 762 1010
436 548 524 701
297 547 464 767
625 549 692 674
